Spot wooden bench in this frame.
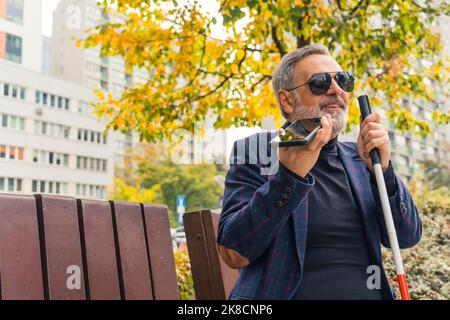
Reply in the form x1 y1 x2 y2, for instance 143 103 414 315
0 193 179 300
183 209 239 300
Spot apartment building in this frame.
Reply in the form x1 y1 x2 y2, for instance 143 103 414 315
0 61 114 198
51 0 149 165
0 0 114 198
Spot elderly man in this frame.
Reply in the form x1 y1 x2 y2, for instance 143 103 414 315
217 44 422 300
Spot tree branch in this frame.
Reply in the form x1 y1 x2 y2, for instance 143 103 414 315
190 48 248 102
185 35 207 88
250 75 272 92
271 25 286 56
296 16 310 48
191 74 234 102
350 0 366 14
198 69 228 78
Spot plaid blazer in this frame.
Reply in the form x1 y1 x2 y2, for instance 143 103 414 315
217 132 422 300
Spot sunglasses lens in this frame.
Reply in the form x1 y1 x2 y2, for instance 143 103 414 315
309 73 331 95
335 72 354 92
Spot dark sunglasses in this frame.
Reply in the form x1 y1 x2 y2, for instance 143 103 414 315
285 71 355 95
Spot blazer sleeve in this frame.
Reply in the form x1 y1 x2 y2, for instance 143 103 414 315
217 141 315 265
370 162 422 249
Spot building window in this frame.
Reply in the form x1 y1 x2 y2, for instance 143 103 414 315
100 66 108 79
11 85 17 98
125 73 132 86
77 129 107 144
78 101 90 115
388 131 395 143
0 176 22 192
5 33 22 63
32 180 67 195
0 113 25 131
0 145 24 161
76 156 107 172
2 82 26 100
6 0 24 24
76 183 105 198
100 80 108 90
397 155 409 167
35 90 70 112
33 149 69 167
34 120 70 139
3 83 9 96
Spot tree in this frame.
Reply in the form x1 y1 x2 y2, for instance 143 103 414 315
80 0 449 142
421 160 450 190
138 159 224 225
109 176 161 203
110 143 224 226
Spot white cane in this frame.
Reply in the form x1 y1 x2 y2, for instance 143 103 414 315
358 95 411 300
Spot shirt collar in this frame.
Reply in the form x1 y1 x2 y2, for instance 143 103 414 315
320 136 338 156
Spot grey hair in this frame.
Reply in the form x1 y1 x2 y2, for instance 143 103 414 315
272 44 330 119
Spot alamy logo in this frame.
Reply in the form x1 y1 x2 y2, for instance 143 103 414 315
66 265 81 290
366 265 381 290
66 5 81 30
169 120 280 176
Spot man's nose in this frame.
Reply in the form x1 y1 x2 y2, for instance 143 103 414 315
326 78 342 96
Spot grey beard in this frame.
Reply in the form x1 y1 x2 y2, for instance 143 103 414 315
290 93 348 136
325 108 348 136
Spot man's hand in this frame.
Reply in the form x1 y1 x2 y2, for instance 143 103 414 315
357 112 391 173
278 114 335 178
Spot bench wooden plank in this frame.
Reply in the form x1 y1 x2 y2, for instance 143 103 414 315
79 199 121 300
199 210 232 299
209 211 239 299
0 194 44 299
40 195 86 299
142 204 179 300
184 210 239 300
184 210 224 299
113 201 153 300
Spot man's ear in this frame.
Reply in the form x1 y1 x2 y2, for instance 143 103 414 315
278 90 295 116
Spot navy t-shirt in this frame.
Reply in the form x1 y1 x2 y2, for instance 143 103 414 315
294 137 387 300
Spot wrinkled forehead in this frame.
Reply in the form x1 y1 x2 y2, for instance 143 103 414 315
294 54 343 84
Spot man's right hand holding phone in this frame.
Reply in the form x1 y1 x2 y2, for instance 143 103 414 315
278 114 336 178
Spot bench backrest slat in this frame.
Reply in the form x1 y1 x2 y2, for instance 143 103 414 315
209 212 239 298
184 210 239 300
0 194 44 300
79 199 121 300
142 204 180 299
112 201 153 300
39 195 86 300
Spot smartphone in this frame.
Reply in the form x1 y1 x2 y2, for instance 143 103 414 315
270 117 322 147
